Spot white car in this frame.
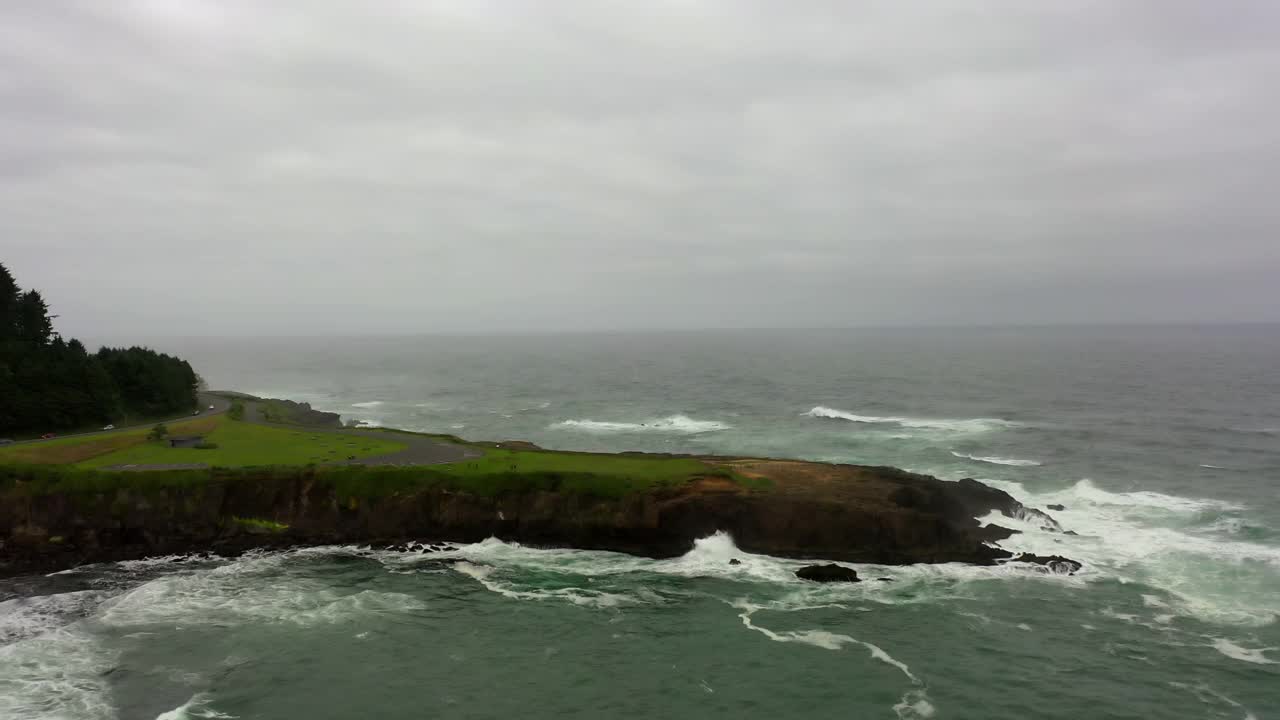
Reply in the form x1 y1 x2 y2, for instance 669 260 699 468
208 405 215 410
102 424 115 431
193 410 200 416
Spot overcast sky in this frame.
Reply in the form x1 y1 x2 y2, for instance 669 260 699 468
3 1 1279 336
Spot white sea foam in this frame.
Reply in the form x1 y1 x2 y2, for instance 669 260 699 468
1205 517 1253 536
0 590 106 645
115 553 216 570
0 586 132 719
734 601 919 681
735 600 933 718
1032 477 1241 514
976 477 1279 626
453 561 632 608
893 690 936 719
0 626 118 720
805 406 1013 433
950 451 1041 467
437 532 1072 614
551 415 730 434
155 692 236 719
99 551 425 628
1169 681 1258 720
1209 638 1277 665
351 401 384 408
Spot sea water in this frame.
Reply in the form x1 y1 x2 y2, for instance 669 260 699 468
3 326 1277 718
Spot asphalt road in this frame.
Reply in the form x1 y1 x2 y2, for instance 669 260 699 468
4 392 231 446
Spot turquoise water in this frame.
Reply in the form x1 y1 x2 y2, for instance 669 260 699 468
3 326 1278 718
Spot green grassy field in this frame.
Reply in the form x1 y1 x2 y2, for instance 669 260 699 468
1 413 769 498
322 448 729 499
75 416 407 469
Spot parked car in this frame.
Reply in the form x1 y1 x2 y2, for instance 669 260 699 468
40 433 56 439
102 424 115 431
193 410 200 416
0 439 13 446
208 405 215 410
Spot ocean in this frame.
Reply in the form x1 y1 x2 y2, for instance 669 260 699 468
3 326 1278 719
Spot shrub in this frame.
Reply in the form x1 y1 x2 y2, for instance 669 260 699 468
231 516 289 533
146 423 169 441
194 442 219 450
227 401 245 421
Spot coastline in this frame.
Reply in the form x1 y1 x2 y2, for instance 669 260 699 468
0 392 1077 578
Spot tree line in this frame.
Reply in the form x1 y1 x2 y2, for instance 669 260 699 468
0 262 200 435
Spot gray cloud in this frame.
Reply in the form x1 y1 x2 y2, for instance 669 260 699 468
3 0 1278 337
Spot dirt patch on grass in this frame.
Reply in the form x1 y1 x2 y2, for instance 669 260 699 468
707 458 902 509
686 475 743 493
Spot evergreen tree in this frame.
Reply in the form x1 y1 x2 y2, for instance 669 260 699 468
0 263 18 341
16 290 53 345
0 263 198 435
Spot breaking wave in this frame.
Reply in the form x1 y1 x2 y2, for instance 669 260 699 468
950 451 1041 467
976 477 1278 626
1209 638 1277 665
551 415 730 434
805 406 1014 433
351 400 384 408
155 692 234 719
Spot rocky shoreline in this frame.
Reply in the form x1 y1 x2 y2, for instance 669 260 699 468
0 453 1079 577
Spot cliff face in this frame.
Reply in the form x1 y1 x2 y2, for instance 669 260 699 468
0 461 1049 576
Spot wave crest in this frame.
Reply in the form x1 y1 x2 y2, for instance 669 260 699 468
551 415 730 434
805 406 1013 433
950 451 1041 467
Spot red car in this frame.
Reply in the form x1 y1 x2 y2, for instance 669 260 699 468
40 433 56 439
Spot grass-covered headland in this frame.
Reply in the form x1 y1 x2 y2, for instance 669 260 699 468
1 397 1051 574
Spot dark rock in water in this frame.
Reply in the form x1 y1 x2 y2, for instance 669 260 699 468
1063 530 1079 536
979 524 1021 542
876 577 894 582
796 564 860 583
935 478 1063 532
1009 553 1082 574
729 558 742 566
1047 504 1066 512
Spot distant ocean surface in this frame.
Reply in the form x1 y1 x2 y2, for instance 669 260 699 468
4 326 1278 719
